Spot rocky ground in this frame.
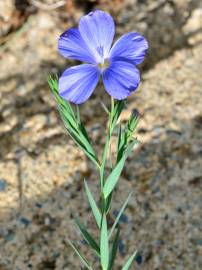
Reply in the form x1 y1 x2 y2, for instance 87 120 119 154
0 0 202 269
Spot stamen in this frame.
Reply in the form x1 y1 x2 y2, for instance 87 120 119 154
99 59 109 71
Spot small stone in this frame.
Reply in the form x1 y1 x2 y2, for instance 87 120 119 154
118 239 126 256
193 239 202 246
0 179 7 191
35 202 43 208
113 210 129 224
19 217 31 226
135 253 143 265
5 230 15 242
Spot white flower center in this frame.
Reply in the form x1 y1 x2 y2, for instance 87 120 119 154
99 59 109 71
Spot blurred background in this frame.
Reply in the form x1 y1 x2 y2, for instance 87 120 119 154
0 0 202 269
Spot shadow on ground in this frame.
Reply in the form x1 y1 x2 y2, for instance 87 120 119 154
0 111 202 269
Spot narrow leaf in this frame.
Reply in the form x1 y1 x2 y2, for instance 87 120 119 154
100 214 109 270
108 228 120 270
117 125 122 153
75 218 100 255
79 122 91 143
103 141 136 199
121 250 137 270
105 191 113 214
109 192 132 239
67 239 93 270
111 100 125 132
84 179 102 228
109 145 113 171
49 77 77 126
48 76 100 168
78 131 99 163
124 110 139 147
116 125 127 163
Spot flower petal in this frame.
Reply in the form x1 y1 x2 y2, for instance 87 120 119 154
58 28 97 64
109 32 148 65
59 64 100 104
79 10 115 63
102 61 140 100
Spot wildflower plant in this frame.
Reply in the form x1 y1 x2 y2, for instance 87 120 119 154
49 10 148 270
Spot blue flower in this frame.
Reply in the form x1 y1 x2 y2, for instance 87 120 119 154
58 10 148 104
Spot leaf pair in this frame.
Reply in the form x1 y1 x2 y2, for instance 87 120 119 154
72 182 137 270
67 236 137 270
74 211 109 270
84 181 132 238
48 76 100 168
84 181 135 270
108 230 137 270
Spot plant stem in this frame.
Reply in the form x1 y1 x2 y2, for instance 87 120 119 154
99 98 115 270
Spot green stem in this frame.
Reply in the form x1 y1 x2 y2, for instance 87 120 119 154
99 97 115 190
99 98 115 270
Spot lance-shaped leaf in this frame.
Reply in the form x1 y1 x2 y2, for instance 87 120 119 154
108 228 120 270
48 76 100 167
126 109 139 139
62 110 98 165
109 192 132 239
121 250 137 270
103 141 136 199
75 218 100 255
49 77 78 131
105 191 113 214
116 125 127 163
100 213 109 270
67 239 93 270
117 110 140 162
110 100 125 134
84 179 101 228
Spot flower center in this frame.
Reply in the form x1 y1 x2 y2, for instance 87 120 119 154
99 59 109 71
